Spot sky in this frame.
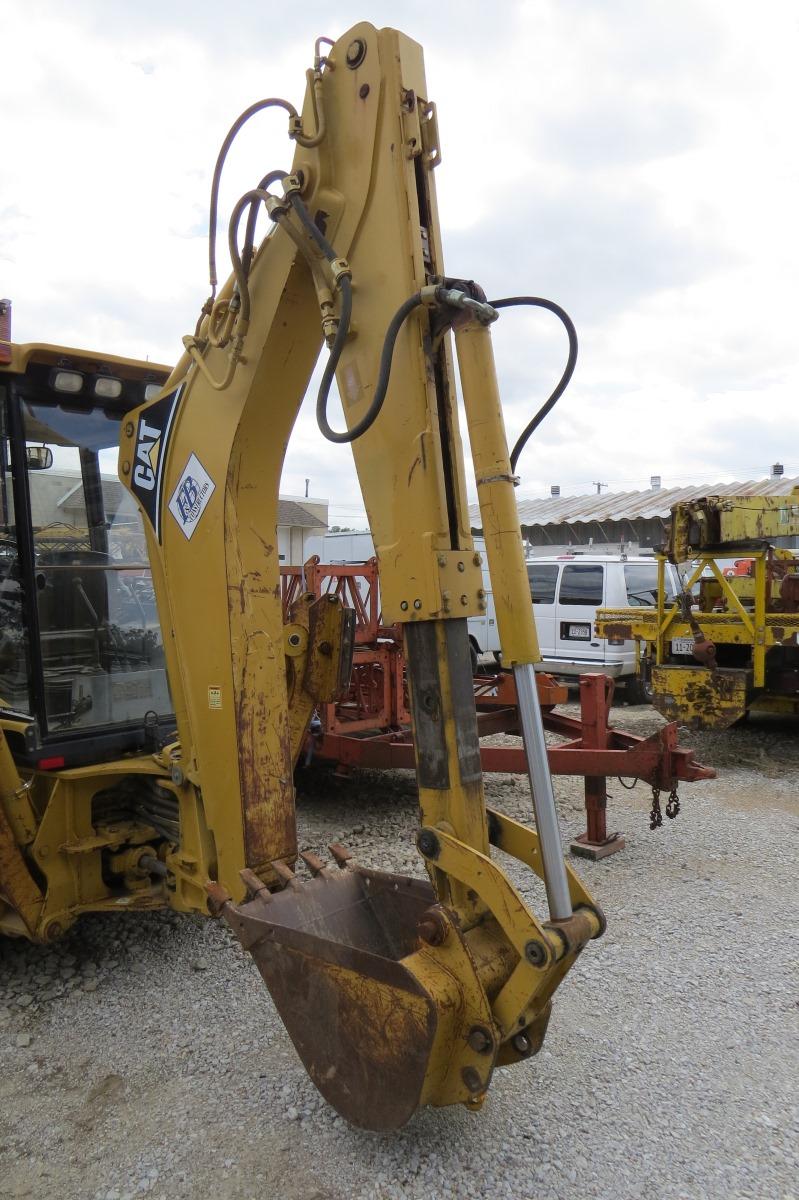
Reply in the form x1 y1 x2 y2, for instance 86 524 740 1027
2 0 798 529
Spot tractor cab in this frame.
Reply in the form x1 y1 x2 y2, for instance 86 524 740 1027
0 328 174 768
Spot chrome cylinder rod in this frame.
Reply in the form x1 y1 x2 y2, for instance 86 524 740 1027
513 662 573 921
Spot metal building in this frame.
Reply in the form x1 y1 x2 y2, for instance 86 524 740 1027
469 477 799 554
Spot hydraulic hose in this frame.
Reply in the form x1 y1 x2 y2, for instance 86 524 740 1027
207 99 299 300
488 297 578 473
241 169 289 276
227 172 290 325
287 193 426 444
227 189 276 326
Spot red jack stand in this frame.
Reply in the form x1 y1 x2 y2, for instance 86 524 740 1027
569 675 626 860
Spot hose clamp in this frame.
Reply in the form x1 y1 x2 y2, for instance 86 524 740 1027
264 194 291 221
477 473 520 487
330 258 352 284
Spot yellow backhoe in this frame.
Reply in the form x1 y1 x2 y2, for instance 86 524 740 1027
0 25 604 1130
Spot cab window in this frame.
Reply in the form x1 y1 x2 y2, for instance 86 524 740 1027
19 398 172 733
624 562 676 607
558 563 604 606
0 401 28 712
527 563 559 604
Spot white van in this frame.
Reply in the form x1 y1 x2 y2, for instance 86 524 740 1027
467 554 680 703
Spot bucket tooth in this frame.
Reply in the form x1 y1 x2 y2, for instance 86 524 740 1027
300 851 329 877
328 842 353 868
271 860 303 890
239 868 271 900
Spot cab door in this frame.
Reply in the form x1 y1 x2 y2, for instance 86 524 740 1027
554 561 605 662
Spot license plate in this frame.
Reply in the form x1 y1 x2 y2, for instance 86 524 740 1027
671 637 695 655
568 623 590 639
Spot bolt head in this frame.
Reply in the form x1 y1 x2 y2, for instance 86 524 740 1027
124 421 134 437
524 939 548 966
512 1031 532 1056
467 1026 493 1054
400 600 409 611
417 905 448 946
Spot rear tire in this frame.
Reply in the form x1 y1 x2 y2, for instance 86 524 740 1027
625 675 653 705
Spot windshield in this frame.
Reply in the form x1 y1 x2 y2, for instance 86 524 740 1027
623 562 677 607
0 396 172 733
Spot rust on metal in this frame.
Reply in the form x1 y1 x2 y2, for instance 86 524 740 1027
239 867 271 898
205 880 233 915
220 866 441 1130
329 842 353 867
416 903 450 946
271 859 302 889
652 665 749 731
299 850 328 876
691 637 717 667
600 622 634 641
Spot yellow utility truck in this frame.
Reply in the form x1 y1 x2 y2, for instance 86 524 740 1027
596 491 799 729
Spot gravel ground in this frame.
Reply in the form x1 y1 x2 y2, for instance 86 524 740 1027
1 703 797 1200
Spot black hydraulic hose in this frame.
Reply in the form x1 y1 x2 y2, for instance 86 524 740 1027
228 188 277 325
207 98 298 299
288 191 337 264
488 296 578 473
288 192 426 444
227 171 290 326
316 283 426 444
241 169 289 276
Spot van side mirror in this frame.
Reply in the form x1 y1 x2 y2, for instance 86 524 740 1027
26 445 53 471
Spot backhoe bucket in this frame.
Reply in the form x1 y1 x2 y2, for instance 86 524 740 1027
215 863 453 1131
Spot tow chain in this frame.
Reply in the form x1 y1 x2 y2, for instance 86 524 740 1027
649 786 680 830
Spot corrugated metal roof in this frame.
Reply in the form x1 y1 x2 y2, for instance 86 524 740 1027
470 477 799 529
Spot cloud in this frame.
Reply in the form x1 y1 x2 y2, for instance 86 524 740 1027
2 0 798 526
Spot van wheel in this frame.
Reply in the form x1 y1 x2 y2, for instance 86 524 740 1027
470 642 479 675
625 676 653 705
